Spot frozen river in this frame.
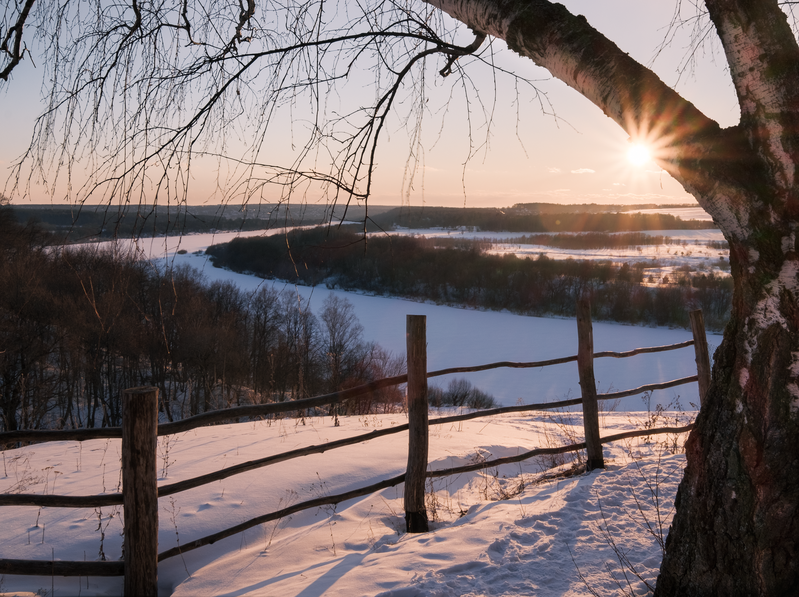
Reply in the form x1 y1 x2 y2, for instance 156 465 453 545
113 231 724 410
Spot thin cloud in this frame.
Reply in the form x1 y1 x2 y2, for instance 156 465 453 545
571 168 596 174
547 167 562 173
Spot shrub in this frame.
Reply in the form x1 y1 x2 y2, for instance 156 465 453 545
428 378 498 410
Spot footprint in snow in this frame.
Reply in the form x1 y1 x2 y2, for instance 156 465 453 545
487 538 507 563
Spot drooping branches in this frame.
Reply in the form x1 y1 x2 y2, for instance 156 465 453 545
5 0 505 224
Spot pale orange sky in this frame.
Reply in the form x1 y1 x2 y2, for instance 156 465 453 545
1 1 739 209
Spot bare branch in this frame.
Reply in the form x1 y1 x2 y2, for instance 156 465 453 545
0 0 36 81
439 29 486 76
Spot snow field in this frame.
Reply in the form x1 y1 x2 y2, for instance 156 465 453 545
145 245 722 411
99 230 725 411
9 227 717 595
0 411 688 596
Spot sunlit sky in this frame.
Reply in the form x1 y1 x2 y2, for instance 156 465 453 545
0 1 739 208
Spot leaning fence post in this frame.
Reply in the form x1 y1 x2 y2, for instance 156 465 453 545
405 315 429 533
689 309 711 406
576 298 605 471
122 387 159 597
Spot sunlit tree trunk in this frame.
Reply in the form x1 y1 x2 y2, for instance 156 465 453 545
654 0 799 591
427 0 799 592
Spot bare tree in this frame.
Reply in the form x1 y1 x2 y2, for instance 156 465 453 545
3 0 799 592
319 294 365 390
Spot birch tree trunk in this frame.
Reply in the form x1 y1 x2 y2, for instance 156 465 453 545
425 0 799 592
654 2 799 592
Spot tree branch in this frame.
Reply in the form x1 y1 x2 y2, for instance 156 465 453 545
439 30 487 76
426 0 719 146
706 0 799 116
0 0 36 81
423 0 786 240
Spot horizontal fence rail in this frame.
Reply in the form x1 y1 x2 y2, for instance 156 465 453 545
0 341 697 447
599 375 698 401
157 423 695 563
0 422 696 576
593 340 695 359
0 559 124 577
0 305 711 593
0 375 410 445
0 372 700 509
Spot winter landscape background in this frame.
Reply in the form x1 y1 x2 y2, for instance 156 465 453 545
0 207 724 596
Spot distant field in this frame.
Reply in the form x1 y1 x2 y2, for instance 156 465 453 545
382 227 729 284
630 206 713 221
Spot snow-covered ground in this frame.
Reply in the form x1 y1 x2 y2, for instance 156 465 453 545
375 228 723 244
0 228 721 596
375 202 724 285
487 232 729 283
1 411 689 596
487 235 725 264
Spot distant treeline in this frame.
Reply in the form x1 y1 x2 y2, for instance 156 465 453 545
369 206 715 232
206 227 732 331
510 202 693 214
496 232 729 251
0 208 408 433
8 205 338 242
11 203 712 241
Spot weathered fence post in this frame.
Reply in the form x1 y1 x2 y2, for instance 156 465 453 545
405 315 429 533
689 309 711 406
576 298 605 471
122 387 159 597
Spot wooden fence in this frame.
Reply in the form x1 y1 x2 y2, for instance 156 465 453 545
0 306 711 596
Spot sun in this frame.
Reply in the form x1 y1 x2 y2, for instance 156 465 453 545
627 143 651 166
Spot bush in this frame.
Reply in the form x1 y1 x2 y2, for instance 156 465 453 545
467 388 498 409
428 378 498 410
